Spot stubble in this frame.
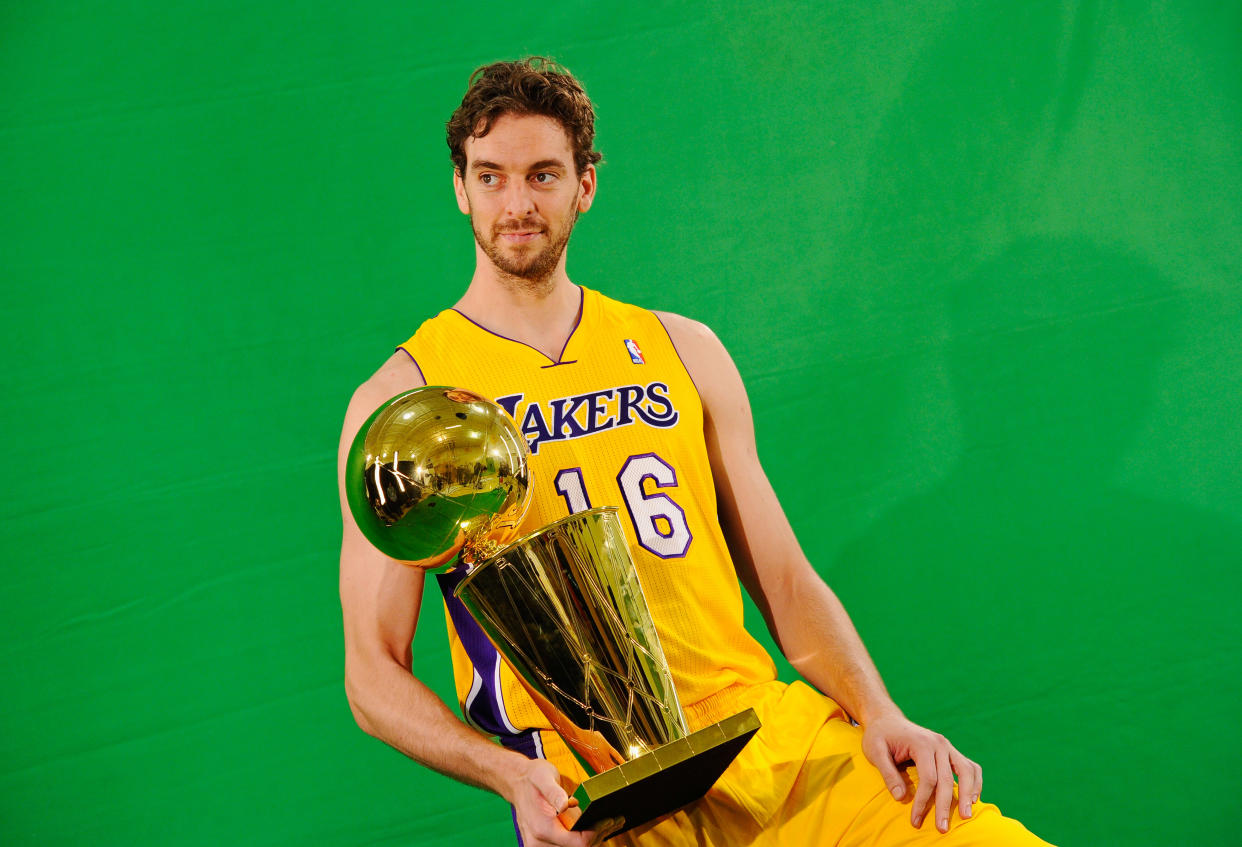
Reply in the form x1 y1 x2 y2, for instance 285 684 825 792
471 209 579 293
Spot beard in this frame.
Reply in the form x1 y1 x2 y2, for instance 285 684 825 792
471 208 578 287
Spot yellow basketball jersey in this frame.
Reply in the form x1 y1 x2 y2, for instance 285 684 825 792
399 286 776 762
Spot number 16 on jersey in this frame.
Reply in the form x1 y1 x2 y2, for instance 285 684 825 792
554 452 692 559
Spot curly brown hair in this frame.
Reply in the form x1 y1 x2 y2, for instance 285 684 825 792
446 57 603 176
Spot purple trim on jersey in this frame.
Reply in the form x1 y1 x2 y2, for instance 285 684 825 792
435 568 514 738
556 286 585 361
616 452 693 559
539 359 579 369
651 312 703 401
394 345 427 384
451 286 584 366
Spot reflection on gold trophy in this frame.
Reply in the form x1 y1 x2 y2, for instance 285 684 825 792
345 386 532 567
456 508 760 836
347 387 759 839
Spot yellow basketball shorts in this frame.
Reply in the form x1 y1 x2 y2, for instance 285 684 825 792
537 679 1051 846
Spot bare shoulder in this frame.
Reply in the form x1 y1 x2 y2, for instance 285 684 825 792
339 350 427 466
652 310 718 349
346 351 425 419
652 310 740 393
652 310 733 371
352 350 425 405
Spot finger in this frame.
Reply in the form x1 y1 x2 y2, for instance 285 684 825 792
558 801 583 828
526 813 593 847
933 748 954 833
535 822 592 847
531 766 571 814
862 733 908 800
953 751 978 820
908 745 936 828
588 817 625 846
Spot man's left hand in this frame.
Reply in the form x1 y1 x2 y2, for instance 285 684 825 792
861 712 982 833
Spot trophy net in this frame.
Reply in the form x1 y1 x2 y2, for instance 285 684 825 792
455 507 687 771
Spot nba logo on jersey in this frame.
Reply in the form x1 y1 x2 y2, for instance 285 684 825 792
624 338 645 364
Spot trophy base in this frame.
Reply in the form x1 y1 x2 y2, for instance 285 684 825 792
569 708 761 839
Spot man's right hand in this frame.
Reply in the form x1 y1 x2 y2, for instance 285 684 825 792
506 758 619 846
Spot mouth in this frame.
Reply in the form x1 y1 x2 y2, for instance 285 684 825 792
498 230 543 244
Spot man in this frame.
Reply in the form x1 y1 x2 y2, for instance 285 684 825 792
338 58 1049 846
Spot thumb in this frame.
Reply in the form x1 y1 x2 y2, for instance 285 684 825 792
530 762 572 812
863 733 906 800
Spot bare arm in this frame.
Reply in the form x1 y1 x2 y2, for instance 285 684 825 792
657 313 982 834
338 352 598 846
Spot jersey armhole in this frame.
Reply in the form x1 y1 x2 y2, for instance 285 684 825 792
651 311 704 407
395 344 427 384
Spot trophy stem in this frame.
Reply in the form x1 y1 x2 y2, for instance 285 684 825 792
453 509 762 836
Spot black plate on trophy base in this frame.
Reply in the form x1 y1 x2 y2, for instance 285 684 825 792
570 708 761 839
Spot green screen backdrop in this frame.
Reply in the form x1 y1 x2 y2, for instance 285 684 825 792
3 2 1240 845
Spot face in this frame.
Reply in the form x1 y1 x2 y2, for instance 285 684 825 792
454 113 596 285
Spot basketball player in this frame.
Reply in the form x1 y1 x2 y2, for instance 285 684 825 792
338 58 1051 846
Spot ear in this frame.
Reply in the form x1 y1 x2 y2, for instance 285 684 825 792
576 163 597 213
453 169 470 215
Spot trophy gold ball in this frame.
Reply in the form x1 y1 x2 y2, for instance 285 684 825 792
345 386 532 568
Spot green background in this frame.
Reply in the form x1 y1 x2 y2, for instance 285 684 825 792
3 2 1240 845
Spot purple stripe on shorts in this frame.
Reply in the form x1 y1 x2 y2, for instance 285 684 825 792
435 568 512 738
505 731 546 846
511 805 525 847
500 729 540 759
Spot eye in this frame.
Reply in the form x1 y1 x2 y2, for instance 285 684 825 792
532 172 558 185
479 173 500 186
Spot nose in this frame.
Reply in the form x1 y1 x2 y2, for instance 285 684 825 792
503 179 536 219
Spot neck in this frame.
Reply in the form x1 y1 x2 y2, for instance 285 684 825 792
454 258 581 361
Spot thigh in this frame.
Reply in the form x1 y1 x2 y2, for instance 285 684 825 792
610 682 1053 846
833 796 1052 847
773 716 1052 846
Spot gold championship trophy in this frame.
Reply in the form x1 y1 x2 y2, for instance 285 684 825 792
346 387 760 839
